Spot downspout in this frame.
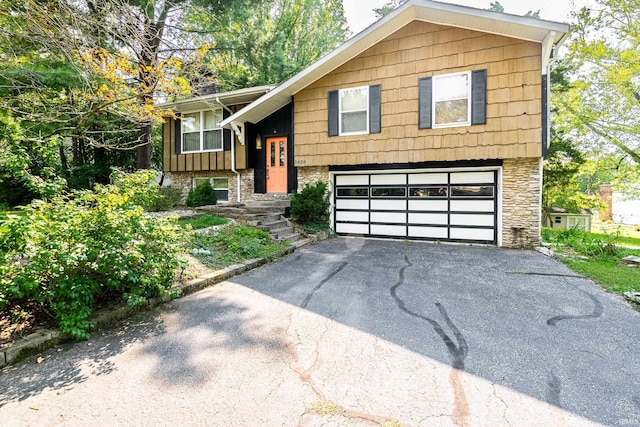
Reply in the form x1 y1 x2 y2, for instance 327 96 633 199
216 97 241 203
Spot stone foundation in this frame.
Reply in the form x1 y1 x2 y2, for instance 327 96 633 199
166 171 240 203
501 158 542 248
297 166 330 191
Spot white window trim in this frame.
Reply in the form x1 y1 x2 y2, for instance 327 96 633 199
192 177 230 203
432 71 472 129
182 109 224 154
338 85 369 136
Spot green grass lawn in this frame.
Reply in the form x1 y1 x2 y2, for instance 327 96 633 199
542 227 640 296
590 221 640 247
563 252 640 294
177 214 227 230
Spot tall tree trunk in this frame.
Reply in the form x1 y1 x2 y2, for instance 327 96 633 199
136 123 152 170
135 1 169 170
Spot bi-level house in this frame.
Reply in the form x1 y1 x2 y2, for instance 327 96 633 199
162 0 570 248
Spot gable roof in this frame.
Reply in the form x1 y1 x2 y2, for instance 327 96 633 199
221 0 570 129
160 84 275 113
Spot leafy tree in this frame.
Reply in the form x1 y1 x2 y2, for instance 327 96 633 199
0 0 258 171
542 63 602 224
561 0 640 165
488 2 504 13
185 0 349 91
374 0 406 20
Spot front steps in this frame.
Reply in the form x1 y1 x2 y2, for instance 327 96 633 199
198 200 304 244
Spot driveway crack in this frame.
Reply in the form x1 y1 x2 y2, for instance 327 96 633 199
300 262 348 309
390 255 469 426
390 255 468 369
547 290 604 326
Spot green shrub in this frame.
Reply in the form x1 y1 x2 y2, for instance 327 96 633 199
0 170 188 339
186 181 217 207
148 187 183 212
290 181 329 229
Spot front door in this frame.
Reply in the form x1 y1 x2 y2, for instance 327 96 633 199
266 136 287 193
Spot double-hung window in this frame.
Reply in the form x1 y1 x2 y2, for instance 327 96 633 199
339 86 369 135
182 109 223 153
433 71 471 128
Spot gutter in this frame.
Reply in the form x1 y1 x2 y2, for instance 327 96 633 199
216 97 242 204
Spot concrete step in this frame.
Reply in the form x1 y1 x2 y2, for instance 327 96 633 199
254 213 283 224
258 219 288 232
245 206 287 214
278 232 301 243
271 226 295 239
291 238 310 248
244 200 290 208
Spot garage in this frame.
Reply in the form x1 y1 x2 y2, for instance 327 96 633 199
333 169 498 244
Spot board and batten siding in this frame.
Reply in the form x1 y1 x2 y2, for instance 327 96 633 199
162 105 247 173
293 21 543 167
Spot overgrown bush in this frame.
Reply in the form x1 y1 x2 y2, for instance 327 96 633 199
0 170 188 339
290 181 329 230
186 181 217 207
541 226 620 258
148 187 183 212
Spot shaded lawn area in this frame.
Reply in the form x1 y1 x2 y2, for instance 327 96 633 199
177 214 227 230
190 224 288 270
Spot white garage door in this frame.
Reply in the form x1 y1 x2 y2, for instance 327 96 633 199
334 170 497 244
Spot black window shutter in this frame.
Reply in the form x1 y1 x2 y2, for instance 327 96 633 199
471 69 487 125
418 77 432 129
174 113 182 154
369 84 381 134
223 109 232 150
328 90 339 136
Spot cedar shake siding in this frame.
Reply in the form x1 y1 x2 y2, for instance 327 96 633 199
293 21 543 167
162 104 248 173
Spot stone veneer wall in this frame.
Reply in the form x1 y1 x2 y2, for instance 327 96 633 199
501 158 542 248
168 171 239 203
297 166 330 192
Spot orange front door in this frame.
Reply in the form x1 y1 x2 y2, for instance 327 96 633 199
266 137 287 193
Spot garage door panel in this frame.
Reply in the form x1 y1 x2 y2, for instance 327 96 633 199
370 224 406 236
450 214 495 227
370 199 407 211
450 227 495 241
408 226 448 239
336 199 369 210
408 200 448 211
336 223 369 234
370 174 406 185
408 213 448 225
450 200 494 212
450 171 494 184
370 212 406 223
336 211 369 222
336 175 369 186
408 173 448 185
334 170 497 244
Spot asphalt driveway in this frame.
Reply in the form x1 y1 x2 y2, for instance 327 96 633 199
1 238 639 426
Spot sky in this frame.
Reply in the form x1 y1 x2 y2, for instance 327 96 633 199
343 0 591 35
